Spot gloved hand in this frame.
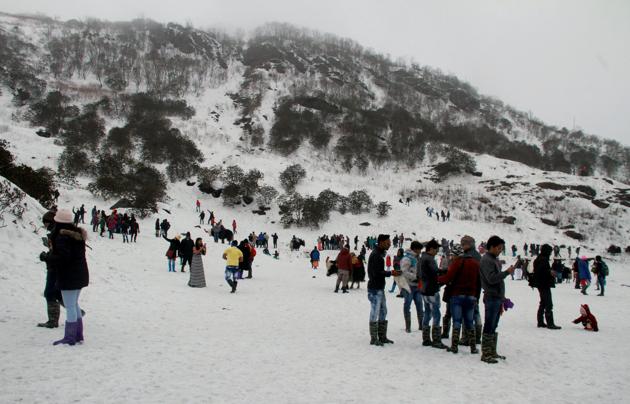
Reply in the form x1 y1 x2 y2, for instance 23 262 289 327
39 251 48 262
503 298 514 311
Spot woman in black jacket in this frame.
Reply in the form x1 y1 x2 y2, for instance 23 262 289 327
46 209 90 346
533 244 561 329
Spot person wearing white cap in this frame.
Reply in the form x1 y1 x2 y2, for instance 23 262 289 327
45 209 90 346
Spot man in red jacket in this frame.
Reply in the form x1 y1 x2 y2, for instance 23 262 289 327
438 244 481 354
335 245 353 293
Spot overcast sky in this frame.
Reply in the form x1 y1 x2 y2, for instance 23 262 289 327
2 0 629 145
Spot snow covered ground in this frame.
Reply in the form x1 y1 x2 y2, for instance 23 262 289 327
1 193 629 404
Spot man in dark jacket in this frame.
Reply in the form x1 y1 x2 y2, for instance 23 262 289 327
367 234 394 346
479 236 515 364
534 244 561 329
238 240 251 279
37 211 63 329
180 232 194 272
420 239 447 349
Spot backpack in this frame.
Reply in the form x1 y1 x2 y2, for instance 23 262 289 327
601 261 609 276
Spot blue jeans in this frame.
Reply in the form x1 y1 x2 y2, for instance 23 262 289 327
483 296 503 335
388 280 397 293
367 289 387 322
402 286 423 317
422 293 441 327
450 295 477 329
225 266 239 284
168 259 176 272
60 289 82 323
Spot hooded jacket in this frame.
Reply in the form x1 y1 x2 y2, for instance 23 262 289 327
46 223 89 290
573 304 598 331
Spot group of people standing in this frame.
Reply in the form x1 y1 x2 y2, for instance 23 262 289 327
365 233 521 364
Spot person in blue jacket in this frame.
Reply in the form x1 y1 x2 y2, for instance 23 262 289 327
576 256 591 295
310 247 320 270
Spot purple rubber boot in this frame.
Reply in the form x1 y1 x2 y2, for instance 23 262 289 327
76 318 84 343
53 321 78 346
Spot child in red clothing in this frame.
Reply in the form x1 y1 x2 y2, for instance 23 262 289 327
573 304 598 332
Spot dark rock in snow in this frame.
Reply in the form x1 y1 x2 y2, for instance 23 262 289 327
591 200 609 209
564 230 584 241
499 216 516 225
252 210 266 215
570 185 596 198
186 180 196 186
536 182 566 191
541 218 559 227
607 245 621 254
560 224 575 230
359 222 371 226
35 129 51 138
471 171 483 177
242 196 254 205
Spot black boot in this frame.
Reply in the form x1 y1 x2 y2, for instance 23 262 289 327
545 312 561 330
378 320 394 344
232 280 238 293
481 333 498 364
369 322 382 346
342 287 349 294
468 329 479 354
441 316 451 339
334 285 339 293
447 326 460 353
431 326 447 349
404 313 411 333
37 301 60 328
537 306 546 328
475 324 482 345
417 313 423 331
422 326 432 346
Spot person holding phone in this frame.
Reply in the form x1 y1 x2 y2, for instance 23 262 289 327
479 235 515 364
188 237 207 288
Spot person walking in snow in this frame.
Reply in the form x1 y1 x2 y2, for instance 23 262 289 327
223 240 243 293
367 234 395 346
37 211 63 329
272 233 278 249
420 239 447 349
121 219 129 243
237 239 251 280
179 232 194 273
44 209 89 346
533 244 561 329
188 238 207 288
310 246 320 271
163 234 181 272
161 219 171 238
130 218 139 242
155 218 160 238
232 219 237 234
196 199 201 212
592 256 608 296
576 256 591 295
335 245 353 293
400 241 424 333
479 235 515 364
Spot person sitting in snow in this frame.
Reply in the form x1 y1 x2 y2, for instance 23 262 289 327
273 250 279 259
572 304 598 332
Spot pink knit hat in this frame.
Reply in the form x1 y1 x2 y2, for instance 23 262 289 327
54 209 74 224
